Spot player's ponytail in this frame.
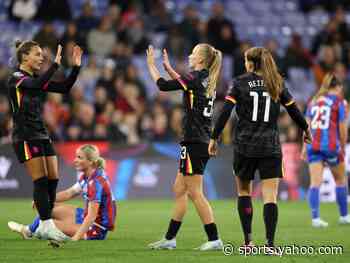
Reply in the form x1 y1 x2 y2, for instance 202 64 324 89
14 40 39 64
246 47 283 102
79 144 106 170
314 73 341 100
197 44 222 97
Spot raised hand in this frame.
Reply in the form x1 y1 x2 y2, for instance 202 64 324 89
146 45 155 65
54 44 62 65
162 49 171 70
72 45 83 66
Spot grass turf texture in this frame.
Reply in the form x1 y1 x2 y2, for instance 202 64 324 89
0 199 348 262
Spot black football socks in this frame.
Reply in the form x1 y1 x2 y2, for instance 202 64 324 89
238 196 253 245
48 178 59 211
165 219 182 240
204 223 219 241
33 177 50 220
263 203 278 247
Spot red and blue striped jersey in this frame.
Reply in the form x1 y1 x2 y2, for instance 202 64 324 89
306 94 347 152
77 168 116 230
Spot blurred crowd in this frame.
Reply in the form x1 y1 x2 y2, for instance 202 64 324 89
1 0 350 145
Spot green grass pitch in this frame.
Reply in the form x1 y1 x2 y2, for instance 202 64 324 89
0 199 348 263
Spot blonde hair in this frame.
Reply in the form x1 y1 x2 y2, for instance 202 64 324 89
196 43 222 97
245 47 283 102
78 144 106 169
313 73 341 100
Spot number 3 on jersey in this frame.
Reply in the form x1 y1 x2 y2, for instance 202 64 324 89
250 91 271 122
203 92 216 117
311 105 330 129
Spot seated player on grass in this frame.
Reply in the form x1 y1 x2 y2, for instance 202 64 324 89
8 144 117 241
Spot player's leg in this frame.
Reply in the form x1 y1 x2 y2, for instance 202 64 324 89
24 156 51 223
329 158 350 224
234 152 255 246
52 204 81 237
235 176 253 246
148 172 186 249
184 175 222 250
45 155 59 212
261 178 279 247
308 161 328 227
166 172 187 239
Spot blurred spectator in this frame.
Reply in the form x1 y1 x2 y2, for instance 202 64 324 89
0 95 11 143
148 0 173 32
178 5 201 52
115 82 145 116
169 105 183 141
108 110 127 143
318 45 337 73
285 34 313 73
43 93 69 141
265 39 285 75
311 20 339 55
0 64 10 95
207 2 239 53
233 41 252 76
122 18 150 55
109 42 132 71
87 16 117 57
76 2 99 38
125 64 146 98
9 0 38 21
60 21 86 51
33 22 59 52
164 25 187 58
334 62 350 100
36 0 71 21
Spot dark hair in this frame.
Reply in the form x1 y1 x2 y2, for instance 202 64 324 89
15 40 39 64
245 47 283 102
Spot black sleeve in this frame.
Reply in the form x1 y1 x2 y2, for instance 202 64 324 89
211 101 235 139
285 103 309 131
16 63 59 90
43 66 81 93
156 78 183 91
280 87 295 107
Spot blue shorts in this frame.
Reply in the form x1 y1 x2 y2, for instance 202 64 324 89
75 208 108 240
307 149 344 167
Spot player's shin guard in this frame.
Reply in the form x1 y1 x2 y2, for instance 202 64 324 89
165 219 182 240
33 177 51 220
48 179 59 211
336 186 348 217
263 203 278 247
238 196 253 245
308 187 320 219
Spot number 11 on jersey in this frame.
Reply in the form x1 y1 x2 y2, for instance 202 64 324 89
250 91 271 122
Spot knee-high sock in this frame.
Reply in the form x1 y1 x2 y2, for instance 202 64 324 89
237 196 253 245
308 187 320 219
29 216 40 233
33 177 50 220
48 179 59 211
263 203 278 247
336 186 348 217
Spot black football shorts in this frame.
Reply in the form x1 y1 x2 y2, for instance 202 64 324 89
179 143 210 176
233 151 283 181
12 139 56 163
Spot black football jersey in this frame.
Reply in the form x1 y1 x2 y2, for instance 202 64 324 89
7 63 80 142
225 72 294 157
156 69 215 144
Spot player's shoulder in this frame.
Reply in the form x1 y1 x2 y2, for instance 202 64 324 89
188 69 209 81
236 72 253 81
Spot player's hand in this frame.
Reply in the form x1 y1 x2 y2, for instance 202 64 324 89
208 139 218 156
146 45 155 65
54 44 62 65
303 128 312 144
72 45 83 66
162 49 171 71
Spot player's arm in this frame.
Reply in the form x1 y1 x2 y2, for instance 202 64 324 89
281 88 312 143
147 45 182 91
43 45 82 94
55 183 81 202
209 96 236 156
71 201 99 241
162 49 181 80
301 117 311 160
